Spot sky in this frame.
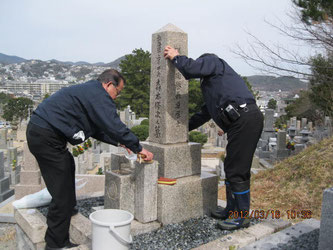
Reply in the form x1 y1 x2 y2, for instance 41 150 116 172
0 0 312 76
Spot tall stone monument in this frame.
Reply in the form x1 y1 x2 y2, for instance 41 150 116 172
0 152 14 201
142 23 218 224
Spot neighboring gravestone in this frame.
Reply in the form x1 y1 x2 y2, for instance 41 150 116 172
0 152 14 201
14 142 43 200
261 109 275 140
318 187 333 250
0 129 7 149
301 118 307 129
271 131 289 162
7 147 20 185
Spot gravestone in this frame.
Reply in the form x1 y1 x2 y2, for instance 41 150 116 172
7 147 20 185
14 142 43 200
142 23 218 224
0 129 8 149
301 118 307 129
0 152 14 201
271 131 289 162
318 187 333 250
262 109 275 140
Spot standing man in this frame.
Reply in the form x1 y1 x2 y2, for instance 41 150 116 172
26 69 153 249
164 46 263 230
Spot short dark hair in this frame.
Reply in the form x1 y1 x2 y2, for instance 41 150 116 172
199 53 218 59
97 69 126 87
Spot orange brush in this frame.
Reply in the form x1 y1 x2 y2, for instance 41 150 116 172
158 177 177 185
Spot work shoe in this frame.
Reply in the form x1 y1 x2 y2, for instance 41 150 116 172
45 241 79 249
72 206 79 216
217 180 251 230
211 181 235 220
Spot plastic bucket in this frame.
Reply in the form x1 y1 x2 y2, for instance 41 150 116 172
89 209 134 250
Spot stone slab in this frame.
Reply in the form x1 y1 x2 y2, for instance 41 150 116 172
131 220 161 236
110 153 127 172
70 213 92 244
14 208 47 244
104 170 135 214
142 141 201 178
240 219 320 250
19 170 41 185
15 184 42 200
16 224 46 250
0 213 15 223
319 187 333 250
0 151 4 179
157 172 218 225
134 161 158 223
194 219 291 250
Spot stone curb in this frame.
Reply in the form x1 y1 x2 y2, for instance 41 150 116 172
240 218 320 250
193 219 291 250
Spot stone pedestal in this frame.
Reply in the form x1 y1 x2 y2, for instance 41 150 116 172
157 172 218 225
105 154 159 223
142 141 201 178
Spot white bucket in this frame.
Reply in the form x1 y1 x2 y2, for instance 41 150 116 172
89 209 134 250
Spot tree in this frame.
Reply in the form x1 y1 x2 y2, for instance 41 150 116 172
3 97 33 124
308 53 333 117
117 49 151 117
242 77 259 100
293 0 333 24
189 131 208 146
131 125 149 141
43 93 50 100
188 79 204 117
267 98 277 110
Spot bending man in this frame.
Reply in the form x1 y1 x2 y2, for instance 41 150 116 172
164 46 263 230
26 69 153 249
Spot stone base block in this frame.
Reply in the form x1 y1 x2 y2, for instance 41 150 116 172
131 220 161 236
0 188 14 202
19 170 41 185
16 224 46 250
258 150 272 159
104 169 135 214
157 172 218 225
14 208 47 244
0 176 10 193
70 213 92 245
110 153 127 171
15 184 42 200
142 141 201 178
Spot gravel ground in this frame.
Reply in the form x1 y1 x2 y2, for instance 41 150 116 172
270 228 319 250
37 197 260 249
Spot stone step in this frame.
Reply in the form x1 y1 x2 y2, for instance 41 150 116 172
240 218 320 250
193 219 291 250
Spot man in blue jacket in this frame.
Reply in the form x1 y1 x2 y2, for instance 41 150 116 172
164 46 263 230
26 69 153 249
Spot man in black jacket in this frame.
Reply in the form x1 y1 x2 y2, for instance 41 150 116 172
26 69 153 249
164 46 263 230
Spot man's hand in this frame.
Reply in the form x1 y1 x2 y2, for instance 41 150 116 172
164 46 179 60
138 148 154 161
218 130 224 136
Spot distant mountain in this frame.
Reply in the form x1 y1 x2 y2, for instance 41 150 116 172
246 75 308 91
0 52 125 68
0 53 27 64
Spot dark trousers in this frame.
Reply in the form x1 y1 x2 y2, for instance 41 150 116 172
26 122 76 248
224 104 263 185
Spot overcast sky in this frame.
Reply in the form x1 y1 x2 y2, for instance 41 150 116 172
0 0 311 76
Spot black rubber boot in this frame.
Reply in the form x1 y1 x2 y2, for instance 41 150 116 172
45 241 79 249
217 180 251 230
211 181 235 220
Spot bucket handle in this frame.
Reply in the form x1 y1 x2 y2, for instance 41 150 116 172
109 225 133 245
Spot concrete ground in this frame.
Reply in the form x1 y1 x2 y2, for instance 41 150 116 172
0 223 16 249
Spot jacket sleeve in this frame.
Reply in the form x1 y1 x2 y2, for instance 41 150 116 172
172 55 218 80
89 96 142 153
189 104 211 131
92 132 119 146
